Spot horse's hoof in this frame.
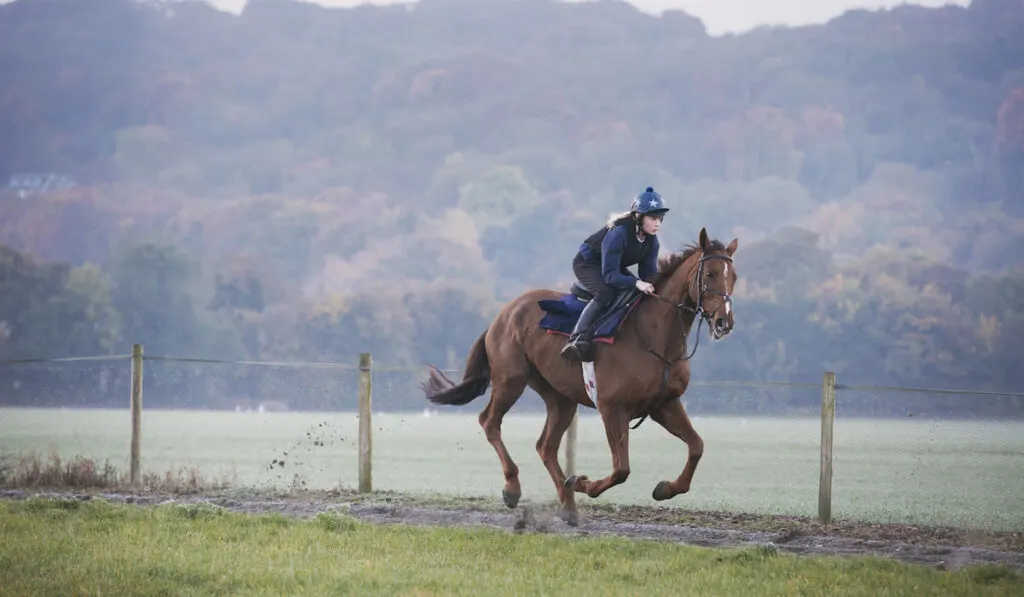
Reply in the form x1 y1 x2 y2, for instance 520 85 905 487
560 509 580 527
502 489 521 509
564 475 587 491
652 481 675 501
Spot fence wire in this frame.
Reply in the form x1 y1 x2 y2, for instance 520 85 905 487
0 353 1021 531
0 357 131 407
831 387 1023 531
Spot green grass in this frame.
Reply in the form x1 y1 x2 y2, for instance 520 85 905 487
2 408 1023 530
0 498 1021 597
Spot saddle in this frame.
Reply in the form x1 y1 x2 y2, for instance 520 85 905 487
537 284 644 344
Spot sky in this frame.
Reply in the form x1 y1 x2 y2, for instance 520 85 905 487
201 0 971 35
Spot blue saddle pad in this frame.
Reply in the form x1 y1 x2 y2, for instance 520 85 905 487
538 288 643 343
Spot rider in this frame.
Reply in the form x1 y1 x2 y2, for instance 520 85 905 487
560 186 667 361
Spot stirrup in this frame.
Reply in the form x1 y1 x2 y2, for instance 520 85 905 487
561 338 581 360
561 335 592 361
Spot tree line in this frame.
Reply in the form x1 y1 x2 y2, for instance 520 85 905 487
0 0 1021 416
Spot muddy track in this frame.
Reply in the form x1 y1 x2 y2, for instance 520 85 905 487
3 488 1022 572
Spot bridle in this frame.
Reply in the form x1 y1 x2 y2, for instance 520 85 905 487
649 251 733 359
631 250 734 429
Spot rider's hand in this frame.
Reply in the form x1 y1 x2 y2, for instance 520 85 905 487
635 279 655 295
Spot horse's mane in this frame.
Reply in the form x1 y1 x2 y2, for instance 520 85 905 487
653 239 726 289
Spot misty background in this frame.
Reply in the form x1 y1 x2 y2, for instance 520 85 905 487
186 0 974 36
0 0 1021 416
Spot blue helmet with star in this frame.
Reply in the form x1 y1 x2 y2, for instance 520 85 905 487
630 186 668 216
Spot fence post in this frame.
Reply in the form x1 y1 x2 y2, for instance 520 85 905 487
358 352 373 493
130 343 144 487
564 408 578 477
819 371 836 526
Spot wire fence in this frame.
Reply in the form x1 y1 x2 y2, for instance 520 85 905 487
1 347 1022 532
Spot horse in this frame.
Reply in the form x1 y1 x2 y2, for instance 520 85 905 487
422 227 738 526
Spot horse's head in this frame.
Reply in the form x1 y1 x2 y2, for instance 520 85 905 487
690 228 738 340
655 228 739 341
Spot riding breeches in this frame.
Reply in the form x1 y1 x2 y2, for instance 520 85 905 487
572 256 617 308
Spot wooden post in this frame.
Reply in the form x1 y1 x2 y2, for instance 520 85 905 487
358 352 373 494
564 409 578 477
819 371 836 526
130 343 144 487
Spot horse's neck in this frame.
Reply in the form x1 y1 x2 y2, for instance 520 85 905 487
636 255 699 360
661 255 699 309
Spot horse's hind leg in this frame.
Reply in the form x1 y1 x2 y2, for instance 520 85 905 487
649 397 704 501
531 384 580 526
479 372 529 509
566 406 631 499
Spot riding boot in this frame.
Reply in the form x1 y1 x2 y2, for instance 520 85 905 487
560 299 604 362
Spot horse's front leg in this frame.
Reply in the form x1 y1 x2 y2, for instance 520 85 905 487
649 397 704 501
565 407 630 499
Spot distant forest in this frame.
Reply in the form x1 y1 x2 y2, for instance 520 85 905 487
0 0 1022 417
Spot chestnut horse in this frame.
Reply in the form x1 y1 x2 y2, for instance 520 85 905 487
423 227 738 526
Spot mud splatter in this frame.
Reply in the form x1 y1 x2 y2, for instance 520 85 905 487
263 421 352 489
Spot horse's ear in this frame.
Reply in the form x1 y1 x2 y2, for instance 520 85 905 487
699 227 709 251
726 238 738 256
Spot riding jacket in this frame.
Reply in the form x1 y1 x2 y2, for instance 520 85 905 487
576 220 660 290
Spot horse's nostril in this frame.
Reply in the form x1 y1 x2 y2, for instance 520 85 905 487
715 318 726 329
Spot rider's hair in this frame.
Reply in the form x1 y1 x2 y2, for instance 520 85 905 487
605 210 637 231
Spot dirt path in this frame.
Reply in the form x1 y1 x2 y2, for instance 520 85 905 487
3 488 1022 572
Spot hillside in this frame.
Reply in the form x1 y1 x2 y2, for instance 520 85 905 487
0 0 1022 414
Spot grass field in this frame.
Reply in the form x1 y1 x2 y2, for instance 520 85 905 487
0 497 1021 597
1 408 1022 531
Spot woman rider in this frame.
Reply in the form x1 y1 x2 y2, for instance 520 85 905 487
560 186 668 361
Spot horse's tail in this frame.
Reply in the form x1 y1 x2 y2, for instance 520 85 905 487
423 329 491 406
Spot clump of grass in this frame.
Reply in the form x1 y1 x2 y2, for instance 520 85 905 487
0 450 232 494
315 510 360 532
138 464 232 494
0 451 120 489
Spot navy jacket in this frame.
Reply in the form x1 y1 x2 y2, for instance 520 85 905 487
577 221 660 290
